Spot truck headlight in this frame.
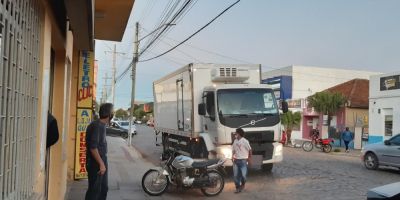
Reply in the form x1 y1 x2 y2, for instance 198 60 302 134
219 147 232 159
274 144 283 157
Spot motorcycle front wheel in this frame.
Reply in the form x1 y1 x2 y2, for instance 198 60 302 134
201 170 225 196
302 141 313 152
142 169 169 196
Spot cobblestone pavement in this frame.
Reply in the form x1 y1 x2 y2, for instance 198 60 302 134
131 126 400 200
68 126 400 200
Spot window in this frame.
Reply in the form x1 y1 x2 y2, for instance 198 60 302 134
205 92 215 121
390 135 400 146
217 89 278 116
384 115 393 136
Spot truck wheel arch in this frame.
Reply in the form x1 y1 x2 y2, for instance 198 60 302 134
199 133 216 152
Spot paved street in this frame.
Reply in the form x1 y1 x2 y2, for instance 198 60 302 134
67 126 400 200
131 125 400 200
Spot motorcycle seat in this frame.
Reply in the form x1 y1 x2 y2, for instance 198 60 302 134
192 159 220 168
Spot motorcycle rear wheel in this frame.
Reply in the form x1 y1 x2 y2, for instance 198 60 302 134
302 141 313 152
322 144 332 153
201 170 225 196
142 169 169 196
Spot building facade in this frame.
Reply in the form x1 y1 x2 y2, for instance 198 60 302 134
369 72 400 144
0 0 134 199
303 79 370 150
262 66 380 141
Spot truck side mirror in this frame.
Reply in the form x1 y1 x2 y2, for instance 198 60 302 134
282 101 289 113
198 103 206 115
384 140 391 145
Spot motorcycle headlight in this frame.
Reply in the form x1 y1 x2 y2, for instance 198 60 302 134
274 143 283 157
219 146 232 159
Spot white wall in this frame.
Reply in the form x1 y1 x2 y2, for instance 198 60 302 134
262 66 293 79
369 72 400 143
262 65 381 99
291 66 380 99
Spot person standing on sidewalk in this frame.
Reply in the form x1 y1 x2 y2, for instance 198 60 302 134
85 103 114 200
232 128 252 193
341 127 353 153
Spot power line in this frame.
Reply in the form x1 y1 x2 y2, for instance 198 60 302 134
139 0 241 62
139 0 194 57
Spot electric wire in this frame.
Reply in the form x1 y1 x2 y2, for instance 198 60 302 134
139 0 241 62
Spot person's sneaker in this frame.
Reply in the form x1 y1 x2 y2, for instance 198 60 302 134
234 188 241 194
240 182 246 191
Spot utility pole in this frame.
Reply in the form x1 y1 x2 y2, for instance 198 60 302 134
105 44 125 105
129 22 139 146
111 44 116 105
101 72 112 103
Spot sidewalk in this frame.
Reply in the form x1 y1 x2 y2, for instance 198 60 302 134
66 137 155 200
288 139 362 158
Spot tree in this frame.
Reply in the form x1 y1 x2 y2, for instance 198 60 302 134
307 91 346 127
281 111 301 145
115 108 129 119
135 109 146 120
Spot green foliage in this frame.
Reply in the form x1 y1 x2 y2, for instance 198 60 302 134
135 109 146 120
281 111 302 131
115 108 129 119
307 91 346 115
333 148 341 152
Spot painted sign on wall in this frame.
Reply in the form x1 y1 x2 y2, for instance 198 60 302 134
380 75 400 91
75 50 94 179
78 51 94 108
75 109 92 179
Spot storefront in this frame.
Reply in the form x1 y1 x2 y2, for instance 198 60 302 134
369 72 400 144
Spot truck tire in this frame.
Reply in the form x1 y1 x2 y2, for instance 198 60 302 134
262 164 273 173
162 134 170 153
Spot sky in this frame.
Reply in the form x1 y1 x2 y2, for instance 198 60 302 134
95 0 400 109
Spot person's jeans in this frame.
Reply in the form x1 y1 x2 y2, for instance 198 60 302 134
344 141 350 151
233 159 248 189
86 156 108 200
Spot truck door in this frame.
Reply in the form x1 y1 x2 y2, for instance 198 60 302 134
176 79 184 130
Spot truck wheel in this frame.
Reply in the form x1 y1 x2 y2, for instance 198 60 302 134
262 164 273 173
198 139 209 158
162 134 170 153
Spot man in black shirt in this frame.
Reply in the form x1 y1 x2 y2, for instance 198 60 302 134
85 103 114 200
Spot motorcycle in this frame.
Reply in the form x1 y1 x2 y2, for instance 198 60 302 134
141 148 226 196
302 129 335 153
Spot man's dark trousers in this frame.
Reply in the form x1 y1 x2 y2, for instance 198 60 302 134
85 156 108 200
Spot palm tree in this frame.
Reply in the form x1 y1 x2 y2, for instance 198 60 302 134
307 91 346 127
281 111 302 145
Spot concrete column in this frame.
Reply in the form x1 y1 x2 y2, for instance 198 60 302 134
354 127 362 149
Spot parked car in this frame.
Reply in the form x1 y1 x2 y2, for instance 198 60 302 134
118 121 137 135
361 134 400 170
367 182 400 199
135 120 142 124
146 120 154 127
106 122 128 138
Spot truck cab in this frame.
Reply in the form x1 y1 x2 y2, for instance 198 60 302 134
198 84 284 170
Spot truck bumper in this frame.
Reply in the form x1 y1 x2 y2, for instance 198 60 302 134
217 142 283 167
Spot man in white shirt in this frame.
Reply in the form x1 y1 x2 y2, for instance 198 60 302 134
232 128 252 193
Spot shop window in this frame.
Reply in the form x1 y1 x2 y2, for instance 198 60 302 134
384 115 393 136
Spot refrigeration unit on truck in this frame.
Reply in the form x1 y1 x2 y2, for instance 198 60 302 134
153 63 288 172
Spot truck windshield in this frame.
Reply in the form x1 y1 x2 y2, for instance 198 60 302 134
217 89 278 116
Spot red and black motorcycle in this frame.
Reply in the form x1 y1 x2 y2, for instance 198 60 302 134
302 129 335 153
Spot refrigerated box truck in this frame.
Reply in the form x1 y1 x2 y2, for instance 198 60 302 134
153 63 287 172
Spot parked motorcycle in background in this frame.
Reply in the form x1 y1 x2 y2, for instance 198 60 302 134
141 147 226 196
302 129 335 153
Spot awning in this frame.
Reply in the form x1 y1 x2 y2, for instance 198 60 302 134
94 0 135 41
64 0 94 50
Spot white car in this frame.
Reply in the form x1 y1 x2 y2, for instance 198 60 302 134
118 121 137 135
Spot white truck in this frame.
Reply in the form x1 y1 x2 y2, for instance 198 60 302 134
153 64 288 172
